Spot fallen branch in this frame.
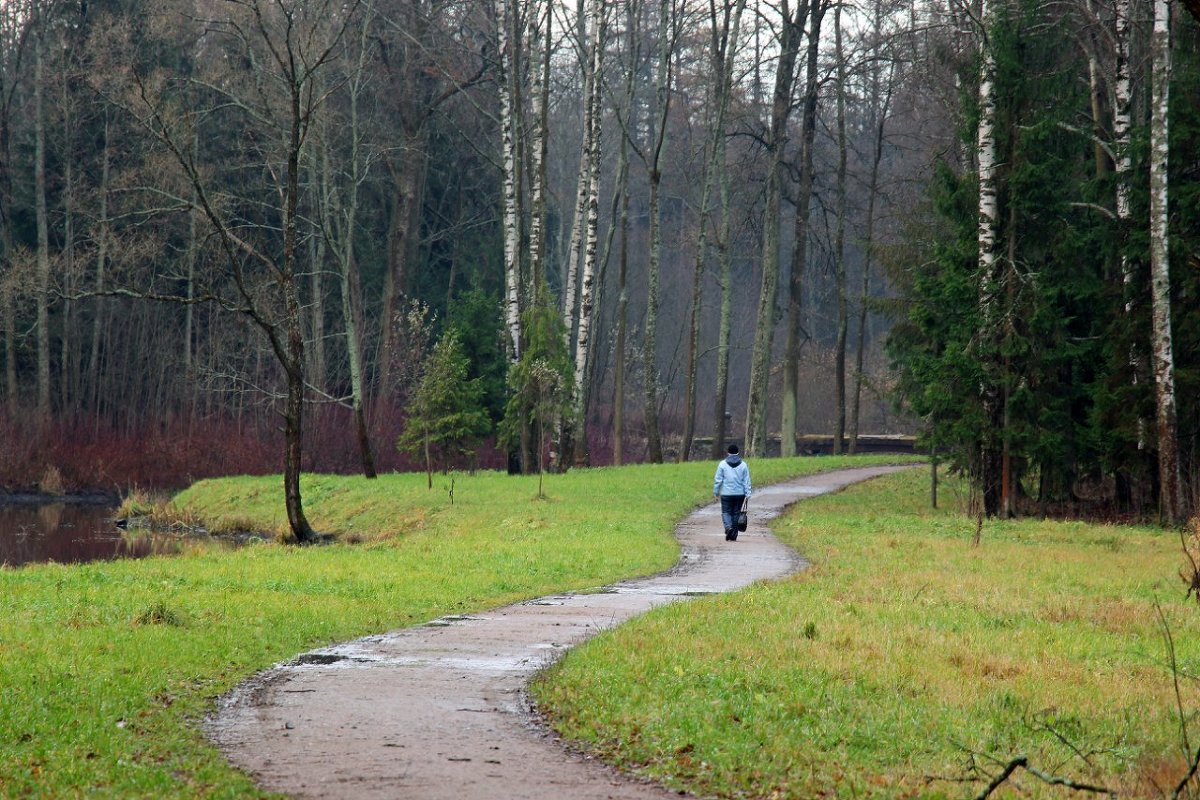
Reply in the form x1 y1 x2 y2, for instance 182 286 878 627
973 755 1115 800
1172 743 1200 798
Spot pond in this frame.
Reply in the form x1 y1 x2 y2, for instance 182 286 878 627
0 500 232 568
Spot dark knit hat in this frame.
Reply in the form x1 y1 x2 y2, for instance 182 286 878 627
727 444 740 455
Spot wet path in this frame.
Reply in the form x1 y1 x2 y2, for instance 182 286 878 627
206 465 911 799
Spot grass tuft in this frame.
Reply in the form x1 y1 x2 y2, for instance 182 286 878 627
133 601 185 627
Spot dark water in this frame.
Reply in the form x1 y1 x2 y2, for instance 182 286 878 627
0 502 216 568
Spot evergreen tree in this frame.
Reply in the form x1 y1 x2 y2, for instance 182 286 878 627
500 300 572 493
889 0 1113 514
398 332 491 488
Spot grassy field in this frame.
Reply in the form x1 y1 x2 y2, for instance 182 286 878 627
0 455 913 798
533 468 1200 799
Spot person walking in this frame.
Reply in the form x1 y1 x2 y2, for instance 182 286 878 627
713 443 752 541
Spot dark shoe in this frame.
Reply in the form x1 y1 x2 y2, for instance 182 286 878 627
724 528 733 540
729 530 738 541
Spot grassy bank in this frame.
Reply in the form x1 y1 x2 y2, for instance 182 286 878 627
533 469 1200 799
0 455 913 798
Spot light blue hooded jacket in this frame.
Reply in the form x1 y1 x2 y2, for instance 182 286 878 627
713 455 752 497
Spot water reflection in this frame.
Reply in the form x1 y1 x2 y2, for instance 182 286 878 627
0 502 235 568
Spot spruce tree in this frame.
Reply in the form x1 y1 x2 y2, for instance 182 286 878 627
398 332 491 489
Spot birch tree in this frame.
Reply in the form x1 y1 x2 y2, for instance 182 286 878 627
1148 0 1184 525
566 0 605 467
496 0 523 362
975 0 1003 515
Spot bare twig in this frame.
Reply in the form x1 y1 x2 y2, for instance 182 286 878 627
1173 743 1200 798
973 755 1115 800
1156 603 1193 762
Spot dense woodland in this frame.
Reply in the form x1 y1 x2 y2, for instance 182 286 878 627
0 0 1197 533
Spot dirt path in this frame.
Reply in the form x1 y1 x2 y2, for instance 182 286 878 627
206 465 911 799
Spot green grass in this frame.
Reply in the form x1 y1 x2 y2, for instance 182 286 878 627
532 468 1200 799
0 455 913 798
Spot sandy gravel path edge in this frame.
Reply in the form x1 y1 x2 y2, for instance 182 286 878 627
205 465 912 799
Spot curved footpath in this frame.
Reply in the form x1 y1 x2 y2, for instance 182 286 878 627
207 465 911 799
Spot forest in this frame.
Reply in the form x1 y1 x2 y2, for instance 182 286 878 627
0 0 1197 533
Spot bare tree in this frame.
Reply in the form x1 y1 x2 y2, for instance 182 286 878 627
684 0 745 463
830 0 848 455
33 3 50 422
641 0 676 464
745 0 808 457
780 0 826 457
98 0 363 541
708 0 746 459
315 2 378 478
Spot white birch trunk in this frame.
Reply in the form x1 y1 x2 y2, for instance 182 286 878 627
529 0 551 299
1113 0 1145 451
561 2 592 340
1149 0 1184 524
977 8 999 295
570 0 605 458
498 0 522 360
975 0 1003 515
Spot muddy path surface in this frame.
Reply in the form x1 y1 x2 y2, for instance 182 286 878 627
206 465 911 799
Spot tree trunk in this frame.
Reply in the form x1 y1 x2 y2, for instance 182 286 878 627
612 0 639 466
1114 0 1144 453
569 0 605 467
498 0 523 363
780 0 825 458
562 0 593 345
378 132 430 394
331 22 377 479
529 0 552 300
643 0 673 464
686 0 745 464
614 137 631 465
35 29 51 423
850 27 893 454
746 0 806 457
976 0 1002 515
709 2 745 460
1149 0 1184 525
283 82 317 543
831 1 848 455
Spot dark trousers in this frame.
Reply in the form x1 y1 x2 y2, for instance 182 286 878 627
720 495 746 532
